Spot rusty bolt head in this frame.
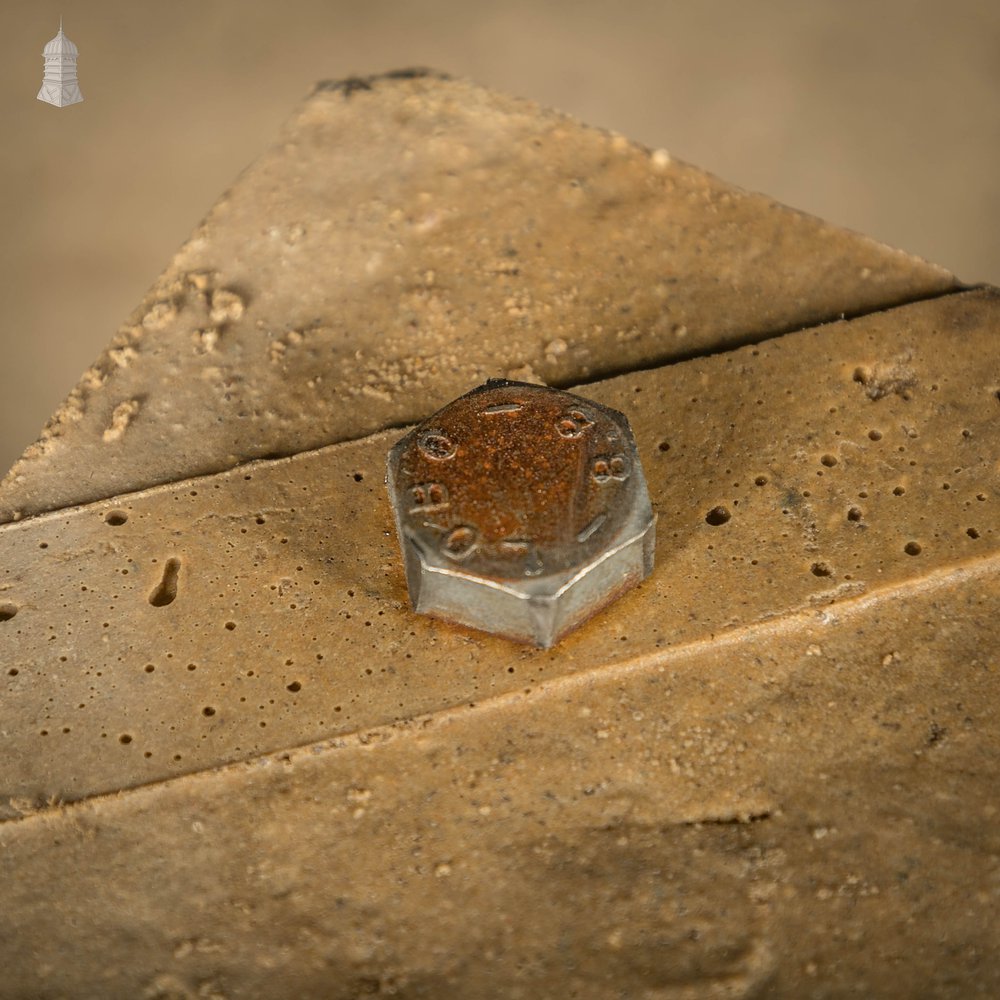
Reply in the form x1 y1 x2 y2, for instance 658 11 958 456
385 379 656 648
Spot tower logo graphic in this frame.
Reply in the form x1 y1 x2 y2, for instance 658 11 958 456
37 17 83 108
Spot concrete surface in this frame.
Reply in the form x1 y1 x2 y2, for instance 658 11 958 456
0 72 957 522
1 18 999 995
3 287 999 997
1 0 999 478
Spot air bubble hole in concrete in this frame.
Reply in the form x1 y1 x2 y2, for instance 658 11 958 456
705 506 731 526
148 558 181 607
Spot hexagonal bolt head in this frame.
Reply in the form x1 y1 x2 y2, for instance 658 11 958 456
386 379 656 647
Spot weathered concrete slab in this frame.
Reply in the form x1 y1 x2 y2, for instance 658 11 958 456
2 72 995 998
1 290 998 996
0 70 958 523
2 563 997 999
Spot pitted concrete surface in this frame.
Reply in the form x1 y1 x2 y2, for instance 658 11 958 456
2 287 999 997
0 75 997 999
0 72 957 523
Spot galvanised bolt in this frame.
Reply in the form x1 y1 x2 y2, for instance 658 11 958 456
386 379 656 647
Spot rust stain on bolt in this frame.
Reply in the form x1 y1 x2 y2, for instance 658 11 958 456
386 379 656 647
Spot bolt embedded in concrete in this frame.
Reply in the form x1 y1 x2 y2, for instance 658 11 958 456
386 378 656 647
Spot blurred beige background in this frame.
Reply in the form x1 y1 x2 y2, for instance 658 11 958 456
1 0 998 479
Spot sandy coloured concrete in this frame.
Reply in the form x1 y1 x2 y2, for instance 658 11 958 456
2 284 999 996
0 71 958 524
2 73 999 998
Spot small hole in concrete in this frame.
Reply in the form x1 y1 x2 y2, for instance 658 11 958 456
225 621 236 631
967 527 980 539
286 681 302 693
705 506 731 526
754 476 768 486
893 486 905 496
904 541 922 556
811 562 833 577
119 734 133 745
847 507 863 522
0 604 18 622
820 454 838 467
202 706 216 717
148 558 181 607
868 429 882 441
658 441 671 453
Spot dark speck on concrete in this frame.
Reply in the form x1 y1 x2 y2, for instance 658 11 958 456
314 69 452 98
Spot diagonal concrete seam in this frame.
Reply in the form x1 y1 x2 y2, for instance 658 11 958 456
0 70 959 523
3 287 998 813
1 548 994 826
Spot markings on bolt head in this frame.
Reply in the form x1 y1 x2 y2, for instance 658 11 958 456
441 525 479 561
387 380 654 641
592 453 630 483
576 511 608 542
408 481 450 513
499 537 545 577
482 403 524 415
417 429 456 461
555 408 595 438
